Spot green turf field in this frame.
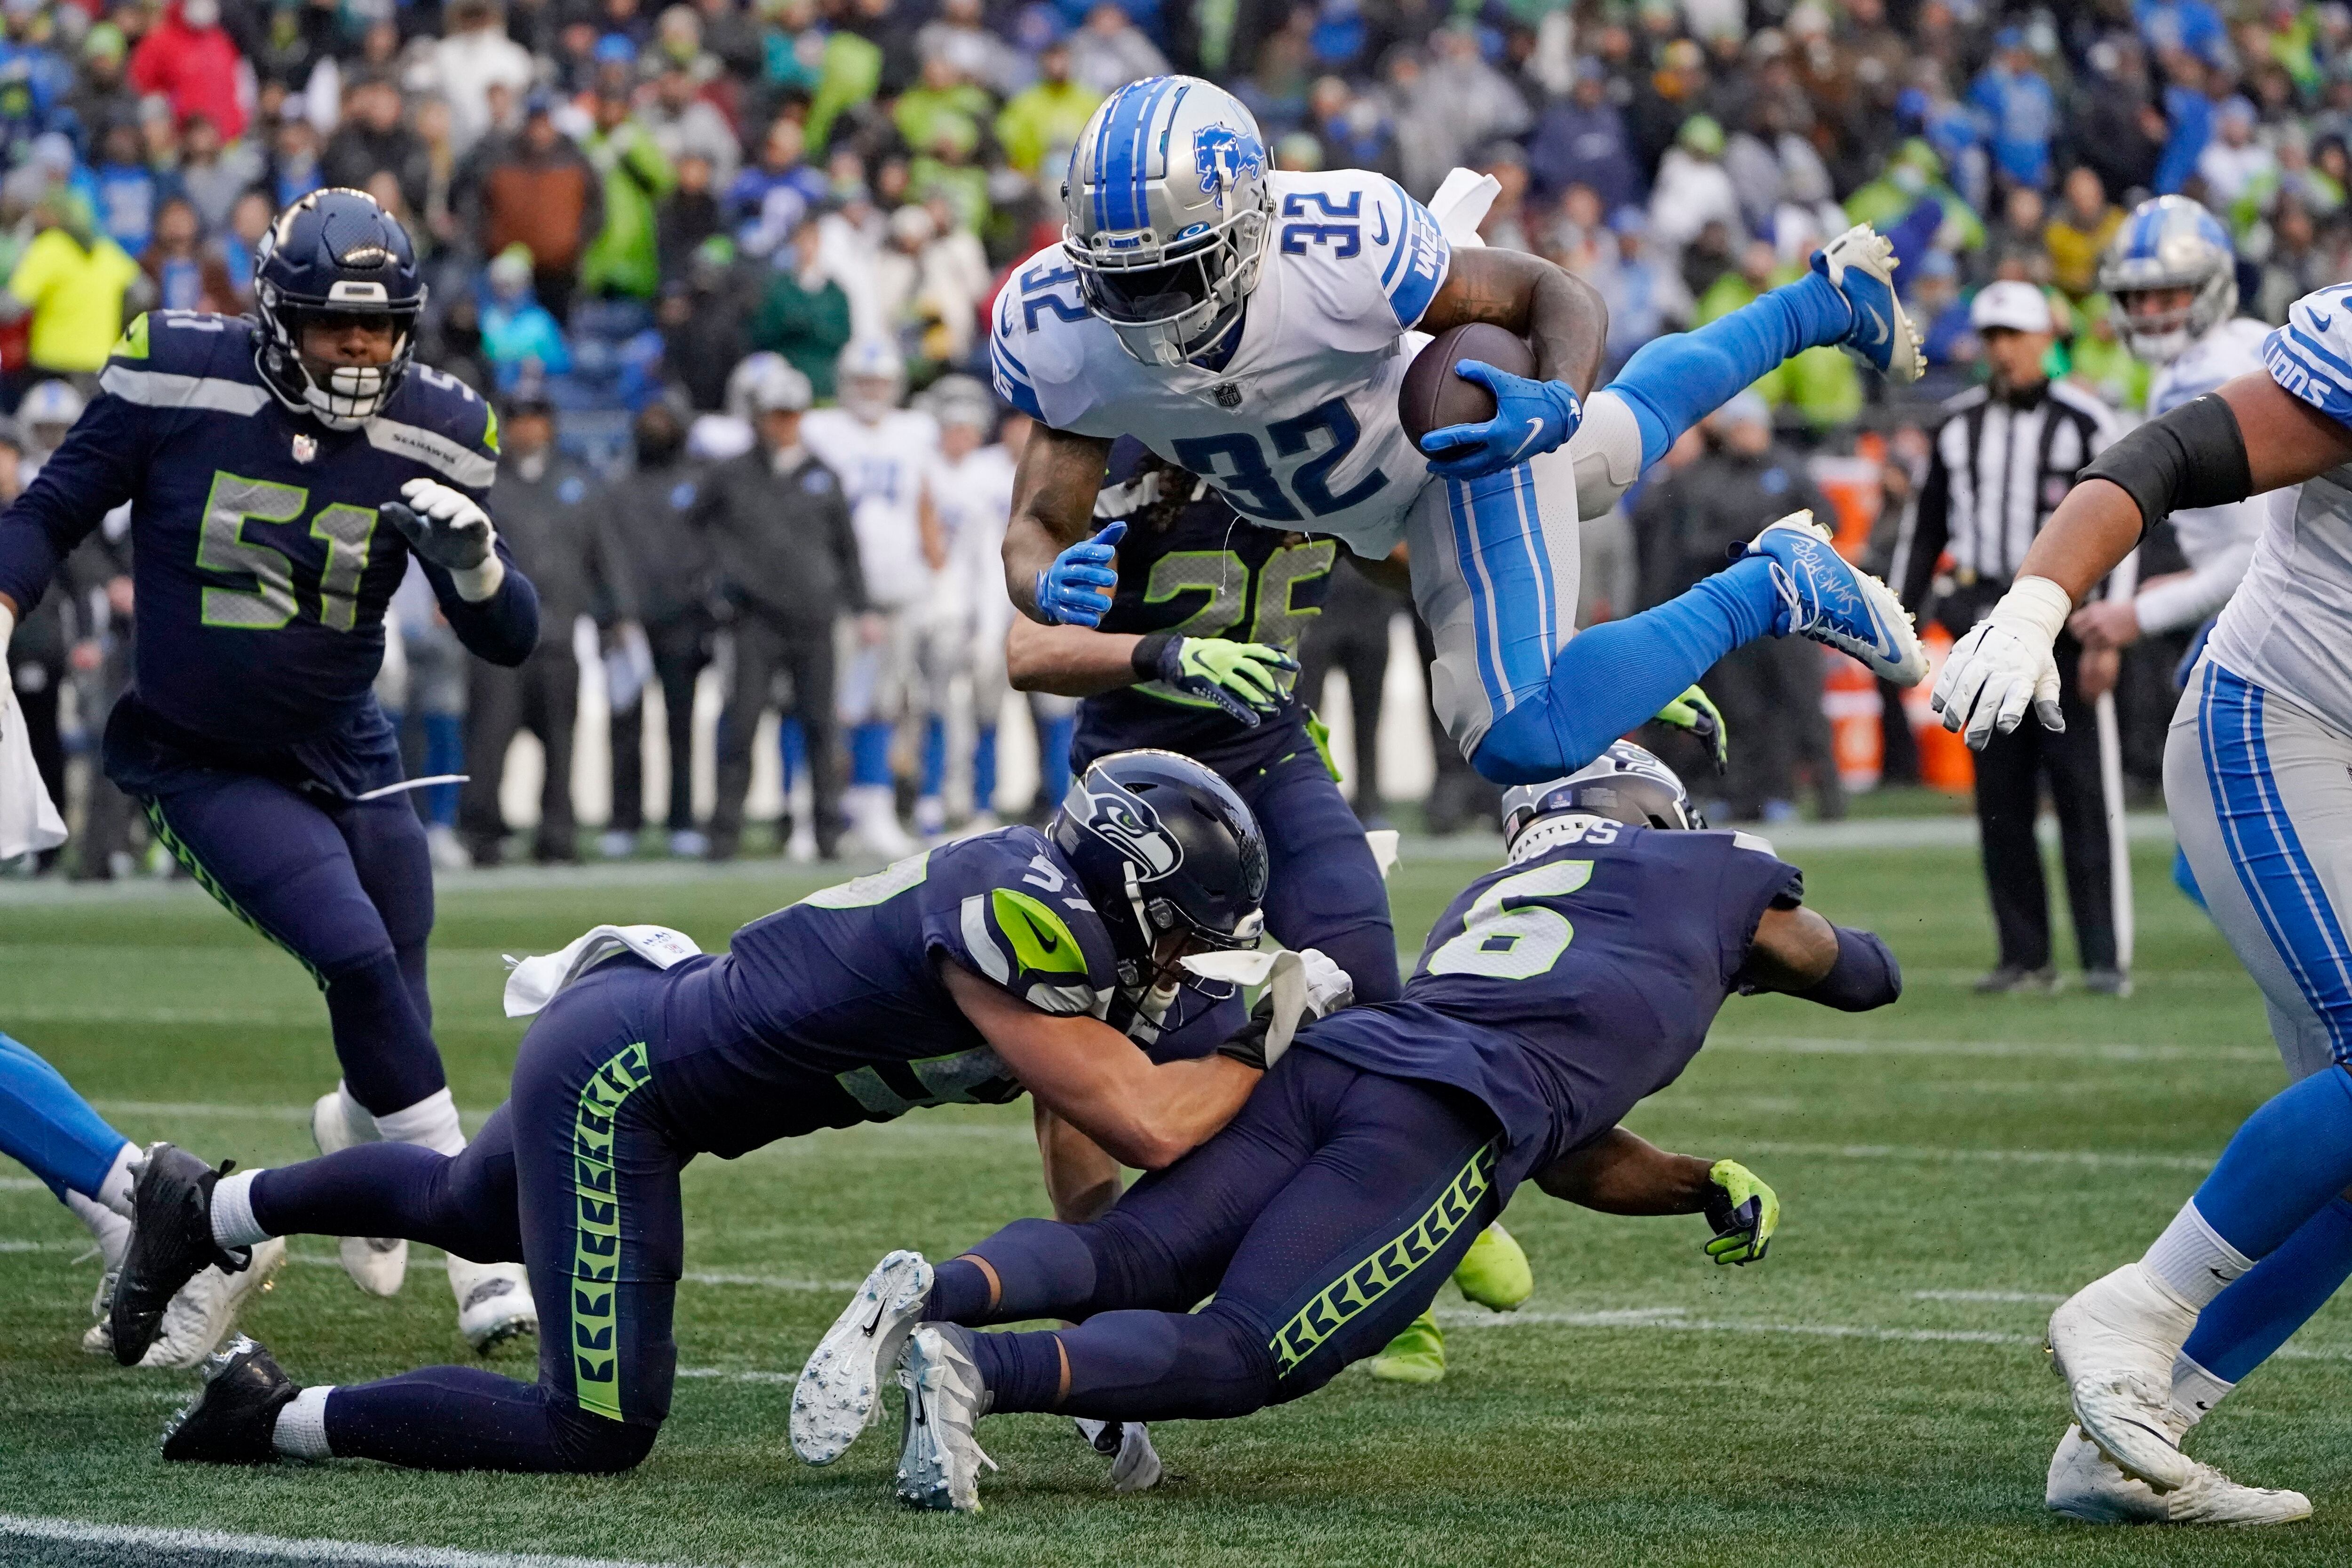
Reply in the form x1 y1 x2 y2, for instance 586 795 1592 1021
1 836 2346 1566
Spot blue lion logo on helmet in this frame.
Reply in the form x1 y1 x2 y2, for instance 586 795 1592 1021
1194 124 1263 202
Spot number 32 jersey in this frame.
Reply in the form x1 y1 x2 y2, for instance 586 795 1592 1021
0 310 523 755
1302 820 1801 1185
990 169 1450 558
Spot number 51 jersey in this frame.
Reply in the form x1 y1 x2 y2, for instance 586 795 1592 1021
990 168 1451 558
0 310 503 749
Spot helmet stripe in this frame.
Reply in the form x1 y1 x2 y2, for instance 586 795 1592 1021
1100 76 1176 233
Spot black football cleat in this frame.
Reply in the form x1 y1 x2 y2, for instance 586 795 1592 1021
161 1336 299 1464
111 1143 248 1367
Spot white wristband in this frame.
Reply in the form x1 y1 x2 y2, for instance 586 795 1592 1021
450 554 505 603
1994 574 2073 642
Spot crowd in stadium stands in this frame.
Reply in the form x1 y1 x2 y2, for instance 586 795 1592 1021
0 0 2329 871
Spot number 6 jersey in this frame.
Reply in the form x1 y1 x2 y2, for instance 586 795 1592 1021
0 310 531 774
991 169 1451 558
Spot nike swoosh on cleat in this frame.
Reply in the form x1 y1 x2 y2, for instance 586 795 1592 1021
1509 417 1547 462
1859 303 1889 348
863 1299 886 1334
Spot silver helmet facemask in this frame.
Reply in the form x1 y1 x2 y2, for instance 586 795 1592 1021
2099 196 2237 367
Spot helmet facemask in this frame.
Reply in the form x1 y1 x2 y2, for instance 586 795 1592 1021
257 292 421 430
1070 200 1272 367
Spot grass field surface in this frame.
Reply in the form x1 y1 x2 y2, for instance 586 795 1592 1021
0 836 2345 1566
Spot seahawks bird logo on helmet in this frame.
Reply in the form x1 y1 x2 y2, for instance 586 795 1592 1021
1501 741 1704 860
1051 749 1267 990
1063 77 1275 367
2099 195 2237 367
252 188 427 429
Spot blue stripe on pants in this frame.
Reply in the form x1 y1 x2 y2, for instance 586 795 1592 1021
1444 462 1557 722
2199 662 2352 1062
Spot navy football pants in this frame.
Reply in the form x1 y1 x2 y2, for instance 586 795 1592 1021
140 769 445 1116
249 959 686 1472
941 1048 1503 1419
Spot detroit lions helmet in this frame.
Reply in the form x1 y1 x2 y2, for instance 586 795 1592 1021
1502 741 1704 855
1050 748 1268 988
252 187 426 429
836 337 906 422
1062 76 1274 367
2098 195 2237 366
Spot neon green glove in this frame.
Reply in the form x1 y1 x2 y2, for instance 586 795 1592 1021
1143 635 1298 727
1654 684 1728 772
1701 1159 1778 1266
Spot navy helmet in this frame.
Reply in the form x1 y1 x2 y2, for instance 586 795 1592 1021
252 188 427 428
1050 748 1267 987
1501 740 1703 854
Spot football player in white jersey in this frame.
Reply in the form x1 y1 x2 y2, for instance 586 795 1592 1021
803 338 942 857
2067 199 2273 673
1932 278 2352 1525
911 375 1020 838
993 78 1929 785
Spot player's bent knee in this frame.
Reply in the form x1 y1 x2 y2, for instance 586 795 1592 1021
1469 697 1571 786
546 1401 662 1473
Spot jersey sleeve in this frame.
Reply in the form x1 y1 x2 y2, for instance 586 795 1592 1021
1716 833 1807 979
2262 285 2352 427
989 247 1105 430
375 366 500 503
925 836 1119 1015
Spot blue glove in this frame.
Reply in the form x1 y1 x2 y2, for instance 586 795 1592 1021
1419 360 1584 480
1034 521 1126 627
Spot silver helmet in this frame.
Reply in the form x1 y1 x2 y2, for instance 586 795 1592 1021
1501 741 1703 860
1062 76 1274 368
2098 195 2238 366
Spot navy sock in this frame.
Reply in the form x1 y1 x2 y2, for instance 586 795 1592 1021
929 1217 1100 1324
2193 1067 2352 1258
2184 1194 2352 1382
1471 556 1782 783
967 1329 1069 1413
0 1031 127 1201
972 1309 1275 1421
1607 272 1848 464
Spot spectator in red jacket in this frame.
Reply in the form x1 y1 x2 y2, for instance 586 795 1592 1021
128 0 247 144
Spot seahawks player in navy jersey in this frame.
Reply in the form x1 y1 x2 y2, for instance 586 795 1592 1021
800 743 1904 1512
0 189 542 1349
107 751 1340 1478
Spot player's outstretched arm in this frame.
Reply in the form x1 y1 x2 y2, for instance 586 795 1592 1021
1535 1128 1780 1266
1933 372 2352 748
942 961 1258 1170
1738 905 1902 1012
1419 247 1609 396
1005 617 1295 725
1003 424 1115 623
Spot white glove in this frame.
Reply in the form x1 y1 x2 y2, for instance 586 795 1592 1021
1296 947 1355 1019
1928 575 2071 749
386 478 504 601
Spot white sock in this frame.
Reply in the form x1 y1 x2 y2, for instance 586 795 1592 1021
95 1142 138 1217
209 1169 273 1250
2142 1200 2253 1309
271 1385 335 1460
64 1190 131 1272
373 1087 466 1157
2172 1350 2235 1432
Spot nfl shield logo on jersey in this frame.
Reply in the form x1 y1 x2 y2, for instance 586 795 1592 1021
1194 124 1263 204
291 434 317 463
1214 383 1243 409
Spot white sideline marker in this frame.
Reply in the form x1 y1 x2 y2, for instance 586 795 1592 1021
0 1514 692 1568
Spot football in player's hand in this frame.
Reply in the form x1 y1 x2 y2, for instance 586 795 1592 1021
1398 323 1538 446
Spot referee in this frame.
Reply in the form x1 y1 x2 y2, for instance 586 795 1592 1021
1891 281 2130 995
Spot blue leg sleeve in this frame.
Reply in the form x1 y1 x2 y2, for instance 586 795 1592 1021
1037 710 1075 804
778 716 806 793
848 722 892 787
1607 273 1850 466
422 714 464 827
2183 1196 2352 1382
973 725 998 812
1472 556 1783 784
2192 1067 2352 1258
0 1032 129 1201
920 715 947 799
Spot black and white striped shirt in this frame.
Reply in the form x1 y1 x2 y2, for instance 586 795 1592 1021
1893 380 2120 626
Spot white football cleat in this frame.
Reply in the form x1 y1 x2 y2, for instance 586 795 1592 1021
311 1089 407 1297
1811 223 1923 383
2048 1424 2312 1526
2048 1264 2200 1492
86 1240 288 1368
793 1250 933 1464
1074 1417 1163 1492
449 1256 537 1353
896 1324 995 1513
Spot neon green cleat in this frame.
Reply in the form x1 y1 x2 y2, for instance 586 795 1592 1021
1367 1309 1446 1383
1452 1222 1534 1312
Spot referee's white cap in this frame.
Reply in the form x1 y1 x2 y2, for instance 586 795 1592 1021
1970 279 2054 334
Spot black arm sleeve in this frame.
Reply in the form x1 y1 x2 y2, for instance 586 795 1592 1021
427 538 540 667
1797 926 1903 1012
2075 392 2253 540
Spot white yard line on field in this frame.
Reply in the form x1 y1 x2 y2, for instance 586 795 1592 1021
1910 1289 2066 1304
1738 1139 2215 1171
0 1515 698 1568
675 1366 795 1385
1706 1035 2277 1064
680 1272 865 1292
0 1177 46 1191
